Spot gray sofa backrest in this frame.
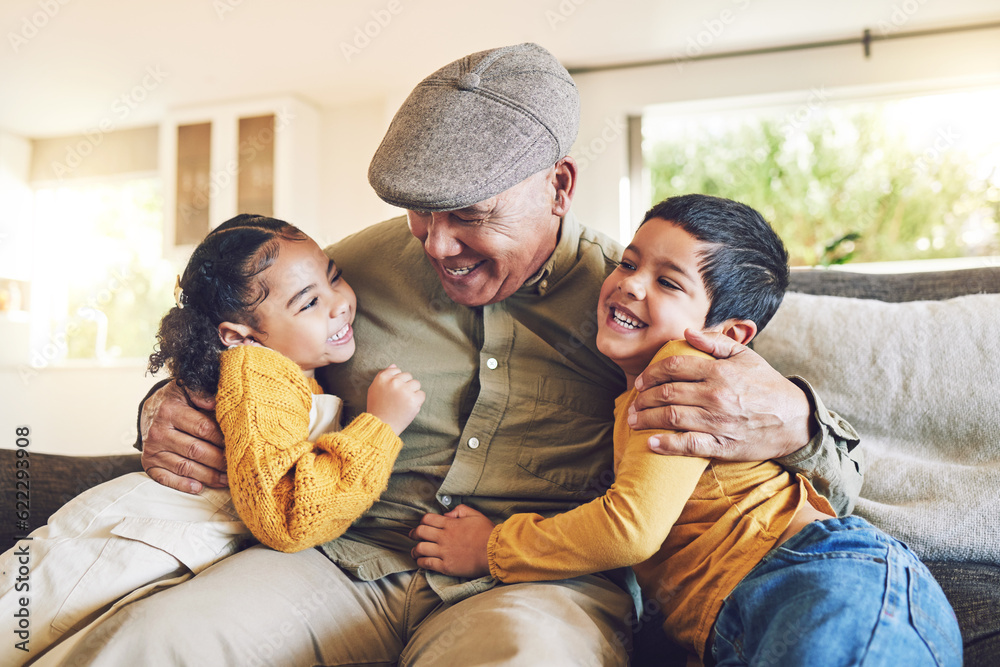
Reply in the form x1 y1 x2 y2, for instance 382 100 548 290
788 265 1000 301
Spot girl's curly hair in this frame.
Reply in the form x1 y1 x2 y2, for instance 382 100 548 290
147 214 308 394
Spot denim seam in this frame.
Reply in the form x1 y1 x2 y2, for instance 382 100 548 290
858 540 894 664
907 563 955 667
712 617 745 663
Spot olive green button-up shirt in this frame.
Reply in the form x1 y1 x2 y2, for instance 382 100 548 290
318 213 861 602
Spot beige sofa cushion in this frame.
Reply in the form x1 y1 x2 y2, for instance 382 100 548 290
754 291 1000 564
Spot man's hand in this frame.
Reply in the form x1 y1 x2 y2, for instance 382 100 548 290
629 329 815 461
140 380 228 494
409 504 495 578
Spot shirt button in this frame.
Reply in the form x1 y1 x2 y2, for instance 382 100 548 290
441 495 452 507
486 358 498 370
540 279 549 290
468 437 480 449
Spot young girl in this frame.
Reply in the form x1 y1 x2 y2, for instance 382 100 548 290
410 195 961 666
0 214 423 665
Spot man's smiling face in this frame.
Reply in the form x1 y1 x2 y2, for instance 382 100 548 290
406 168 563 307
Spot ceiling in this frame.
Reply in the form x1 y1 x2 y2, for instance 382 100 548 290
2 0 999 138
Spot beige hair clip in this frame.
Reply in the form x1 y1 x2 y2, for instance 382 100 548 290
173 276 186 309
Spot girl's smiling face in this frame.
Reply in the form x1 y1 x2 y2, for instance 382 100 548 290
221 236 357 374
596 218 715 379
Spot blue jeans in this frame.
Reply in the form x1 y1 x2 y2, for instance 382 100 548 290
712 516 962 666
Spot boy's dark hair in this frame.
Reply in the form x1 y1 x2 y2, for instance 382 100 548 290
641 194 789 336
147 214 308 394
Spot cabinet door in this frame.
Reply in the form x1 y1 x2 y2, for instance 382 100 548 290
175 122 212 246
237 114 275 217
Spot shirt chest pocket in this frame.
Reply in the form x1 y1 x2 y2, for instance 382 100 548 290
514 376 616 497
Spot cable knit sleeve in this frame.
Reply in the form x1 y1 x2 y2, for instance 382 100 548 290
216 346 403 553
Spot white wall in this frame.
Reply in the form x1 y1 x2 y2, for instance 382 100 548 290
0 365 158 456
311 97 400 247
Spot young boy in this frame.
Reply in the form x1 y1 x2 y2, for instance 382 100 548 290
410 194 961 666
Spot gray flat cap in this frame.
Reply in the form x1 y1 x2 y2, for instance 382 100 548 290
368 43 579 211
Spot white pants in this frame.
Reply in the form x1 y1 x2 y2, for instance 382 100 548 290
48 545 634 667
0 472 251 666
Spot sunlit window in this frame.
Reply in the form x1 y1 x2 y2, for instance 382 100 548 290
29 177 177 364
642 87 1000 267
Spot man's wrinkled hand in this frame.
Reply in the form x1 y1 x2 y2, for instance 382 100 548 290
141 380 228 494
409 504 495 578
629 328 814 462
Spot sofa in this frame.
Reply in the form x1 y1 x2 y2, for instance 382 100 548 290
3 265 999 665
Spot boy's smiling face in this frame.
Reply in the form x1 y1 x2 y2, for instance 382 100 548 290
597 217 715 379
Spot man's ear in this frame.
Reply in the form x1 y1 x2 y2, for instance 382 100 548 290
719 319 757 346
218 321 257 348
551 156 577 217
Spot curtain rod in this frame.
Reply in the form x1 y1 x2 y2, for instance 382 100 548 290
566 19 1000 76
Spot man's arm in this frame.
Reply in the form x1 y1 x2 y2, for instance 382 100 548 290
135 379 228 494
769 376 862 515
629 329 862 515
133 378 171 450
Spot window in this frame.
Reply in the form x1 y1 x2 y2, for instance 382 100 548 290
641 86 1000 267
29 176 178 364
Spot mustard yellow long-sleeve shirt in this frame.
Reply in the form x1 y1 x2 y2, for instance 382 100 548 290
488 340 834 660
216 346 403 553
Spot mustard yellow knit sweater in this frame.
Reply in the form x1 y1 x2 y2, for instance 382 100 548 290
216 346 403 553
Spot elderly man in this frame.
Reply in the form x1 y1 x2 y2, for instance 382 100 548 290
66 44 860 666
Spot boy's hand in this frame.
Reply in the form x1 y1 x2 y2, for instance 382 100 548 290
409 504 495 578
629 328 813 461
367 365 426 435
